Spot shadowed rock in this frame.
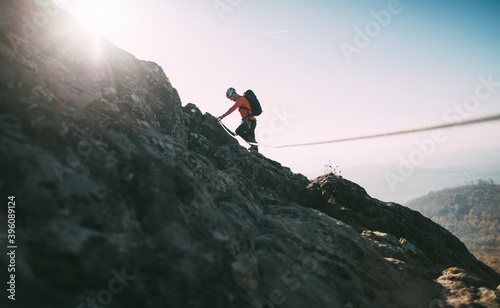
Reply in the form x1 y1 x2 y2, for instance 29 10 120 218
0 1 498 307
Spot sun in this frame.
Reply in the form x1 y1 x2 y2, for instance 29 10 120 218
66 0 127 39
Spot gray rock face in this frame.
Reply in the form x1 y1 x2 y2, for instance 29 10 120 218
0 1 499 307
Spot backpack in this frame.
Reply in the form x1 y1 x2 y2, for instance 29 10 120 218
242 89 262 118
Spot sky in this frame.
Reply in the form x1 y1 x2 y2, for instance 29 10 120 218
56 0 500 180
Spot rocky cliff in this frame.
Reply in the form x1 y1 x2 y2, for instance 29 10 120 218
0 1 499 307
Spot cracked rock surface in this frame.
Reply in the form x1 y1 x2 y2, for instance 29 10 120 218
0 1 499 307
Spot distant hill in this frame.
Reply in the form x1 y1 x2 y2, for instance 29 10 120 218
339 147 500 204
406 180 500 273
1 1 499 307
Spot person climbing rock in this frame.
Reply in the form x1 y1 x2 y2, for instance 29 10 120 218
217 87 258 152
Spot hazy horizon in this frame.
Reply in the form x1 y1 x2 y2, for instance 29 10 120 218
56 0 500 188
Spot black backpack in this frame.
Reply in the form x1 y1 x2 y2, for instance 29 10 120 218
242 89 262 118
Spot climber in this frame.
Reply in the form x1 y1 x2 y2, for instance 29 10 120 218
217 87 258 153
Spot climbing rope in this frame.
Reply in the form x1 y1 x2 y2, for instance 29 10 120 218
219 122 236 137
274 113 500 148
220 113 500 149
219 121 258 146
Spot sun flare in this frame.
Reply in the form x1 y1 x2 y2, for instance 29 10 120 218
69 0 127 39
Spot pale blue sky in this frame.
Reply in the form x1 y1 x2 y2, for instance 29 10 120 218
60 0 500 177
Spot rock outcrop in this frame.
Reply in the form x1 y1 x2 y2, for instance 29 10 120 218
0 1 499 307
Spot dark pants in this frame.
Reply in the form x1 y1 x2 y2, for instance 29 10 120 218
236 119 257 143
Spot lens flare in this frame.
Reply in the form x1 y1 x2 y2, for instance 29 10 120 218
70 0 127 39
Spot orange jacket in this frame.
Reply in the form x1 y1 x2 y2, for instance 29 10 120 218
223 96 256 120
